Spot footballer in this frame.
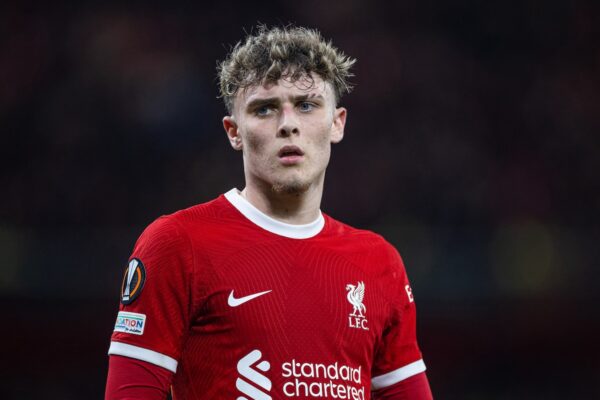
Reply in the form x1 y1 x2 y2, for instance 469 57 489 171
105 25 433 399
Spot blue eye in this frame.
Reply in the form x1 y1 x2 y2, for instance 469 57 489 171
256 106 271 116
298 102 315 112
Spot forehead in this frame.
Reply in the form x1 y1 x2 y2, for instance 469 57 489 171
236 73 333 110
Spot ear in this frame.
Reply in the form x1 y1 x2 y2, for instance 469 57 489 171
330 107 347 144
223 116 243 150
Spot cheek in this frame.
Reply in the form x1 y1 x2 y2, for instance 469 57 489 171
244 134 262 153
318 144 332 165
239 123 264 151
310 120 335 149
308 130 332 165
241 128 273 163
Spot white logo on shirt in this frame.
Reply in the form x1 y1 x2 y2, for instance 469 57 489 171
281 360 365 398
346 281 369 330
405 284 414 303
228 290 272 307
123 259 138 299
236 349 272 400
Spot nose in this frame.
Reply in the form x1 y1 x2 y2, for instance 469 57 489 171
277 105 299 137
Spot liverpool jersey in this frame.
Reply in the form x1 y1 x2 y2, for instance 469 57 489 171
109 189 426 399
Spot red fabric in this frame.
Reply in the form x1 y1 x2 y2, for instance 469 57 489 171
105 355 173 400
372 372 433 400
108 192 426 398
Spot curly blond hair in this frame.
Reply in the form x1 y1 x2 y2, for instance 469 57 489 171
218 25 356 113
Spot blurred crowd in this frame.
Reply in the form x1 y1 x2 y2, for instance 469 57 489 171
2 1 597 297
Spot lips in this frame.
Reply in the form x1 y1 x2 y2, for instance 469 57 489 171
278 145 304 165
278 145 304 158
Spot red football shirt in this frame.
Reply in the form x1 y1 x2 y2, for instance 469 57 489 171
109 189 426 399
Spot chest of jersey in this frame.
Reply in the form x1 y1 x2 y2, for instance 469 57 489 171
200 238 385 337
180 235 391 399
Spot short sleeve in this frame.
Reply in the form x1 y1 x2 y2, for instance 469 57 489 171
371 245 426 390
108 215 193 373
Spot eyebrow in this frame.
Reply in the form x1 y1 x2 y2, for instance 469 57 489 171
245 94 325 110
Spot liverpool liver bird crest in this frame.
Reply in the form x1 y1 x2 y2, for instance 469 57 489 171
346 281 366 317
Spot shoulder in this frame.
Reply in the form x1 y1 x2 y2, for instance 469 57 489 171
322 216 409 301
135 194 229 250
142 195 228 234
323 214 405 268
170 194 230 227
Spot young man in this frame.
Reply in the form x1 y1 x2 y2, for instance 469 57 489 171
105 26 433 399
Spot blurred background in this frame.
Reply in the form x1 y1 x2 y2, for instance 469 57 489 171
1 0 599 398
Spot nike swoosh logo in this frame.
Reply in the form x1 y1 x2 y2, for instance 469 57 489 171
228 290 272 307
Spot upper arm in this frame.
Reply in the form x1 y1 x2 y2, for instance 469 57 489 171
105 355 173 400
108 216 194 373
371 244 427 391
371 372 433 400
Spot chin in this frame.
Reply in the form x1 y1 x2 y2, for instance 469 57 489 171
271 179 311 195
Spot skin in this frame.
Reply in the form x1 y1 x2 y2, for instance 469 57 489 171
223 73 347 224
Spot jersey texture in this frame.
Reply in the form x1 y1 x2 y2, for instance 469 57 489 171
109 189 426 400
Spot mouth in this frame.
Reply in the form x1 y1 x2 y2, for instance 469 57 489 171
278 145 305 165
278 145 305 158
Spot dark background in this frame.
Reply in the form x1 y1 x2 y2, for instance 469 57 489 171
2 1 599 398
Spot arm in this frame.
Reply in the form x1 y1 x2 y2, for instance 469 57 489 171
105 355 173 400
106 216 193 398
372 242 433 398
372 372 433 400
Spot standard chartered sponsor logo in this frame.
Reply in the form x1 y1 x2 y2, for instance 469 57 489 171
282 360 365 400
236 351 364 399
236 350 272 400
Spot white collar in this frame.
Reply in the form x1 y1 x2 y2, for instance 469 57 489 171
224 188 325 239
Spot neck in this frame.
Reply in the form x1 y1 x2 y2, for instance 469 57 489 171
241 178 324 225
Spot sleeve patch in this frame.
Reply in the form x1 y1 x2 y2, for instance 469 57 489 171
114 311 146 335
121 258 146 305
